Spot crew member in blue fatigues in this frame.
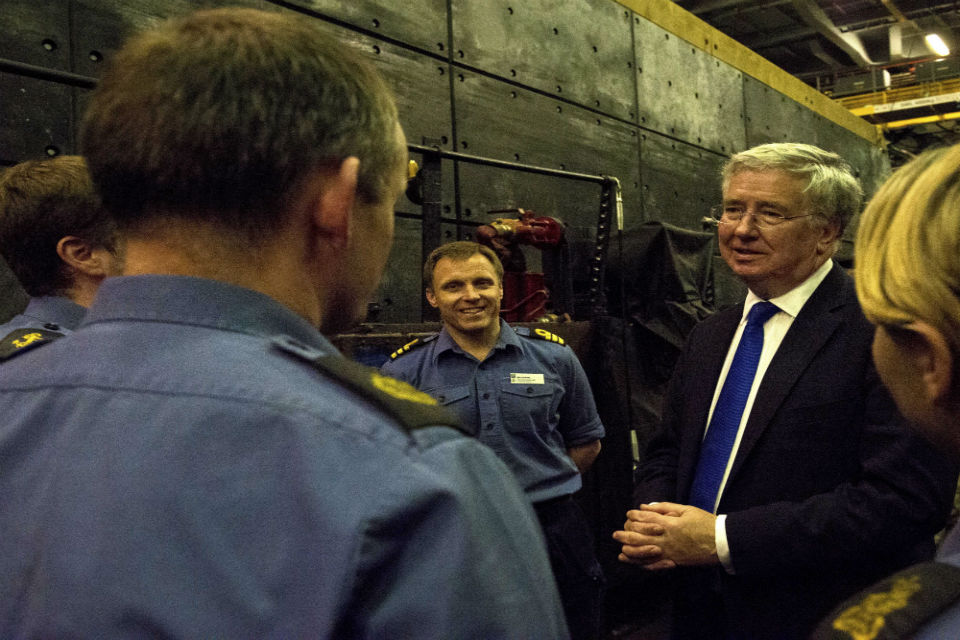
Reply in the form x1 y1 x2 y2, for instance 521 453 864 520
382 240 606 640
0 10 568 638
0 155 119 359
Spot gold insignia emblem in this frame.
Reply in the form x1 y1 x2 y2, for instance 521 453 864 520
371 372 438 405
831 575 922 640
11 332 44 349
534 328 565 345
390 338 421 359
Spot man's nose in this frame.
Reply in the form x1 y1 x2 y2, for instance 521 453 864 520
463 284 481 299
732 210 761 234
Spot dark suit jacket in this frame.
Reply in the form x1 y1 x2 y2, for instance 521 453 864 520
635 264 957 640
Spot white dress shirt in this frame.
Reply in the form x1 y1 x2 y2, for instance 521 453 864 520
713 259 834 573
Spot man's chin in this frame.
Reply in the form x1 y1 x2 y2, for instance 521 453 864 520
449 317 495 334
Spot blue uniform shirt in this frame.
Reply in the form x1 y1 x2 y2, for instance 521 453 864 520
381 321 605 503
0 295 86 335
0 275 568 639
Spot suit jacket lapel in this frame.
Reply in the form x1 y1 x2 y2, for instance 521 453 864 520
727 264 851 482
679 304 743 492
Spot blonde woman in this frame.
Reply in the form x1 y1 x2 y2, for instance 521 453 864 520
814 145 960 639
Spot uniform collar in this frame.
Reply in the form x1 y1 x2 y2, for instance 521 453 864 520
23 296 87 330
435 319 522 362
83 275 335 352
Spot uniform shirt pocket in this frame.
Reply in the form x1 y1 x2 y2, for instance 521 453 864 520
499 377 562 438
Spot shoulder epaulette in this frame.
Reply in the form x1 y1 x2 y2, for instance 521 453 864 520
271 335 468 435
517 326 566 346
811 561 960 640
389 334 437 360
0 328 65 362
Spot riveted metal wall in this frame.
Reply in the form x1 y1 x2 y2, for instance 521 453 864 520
453 69 641 227
451 0 637 122
640 130 726 230
634 16 746 157
281 0 447 55
744 75 823 147
0 0 886 323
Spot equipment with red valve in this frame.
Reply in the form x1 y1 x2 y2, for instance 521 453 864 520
476 208 573 322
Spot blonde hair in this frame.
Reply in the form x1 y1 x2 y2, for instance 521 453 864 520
855 145 960 359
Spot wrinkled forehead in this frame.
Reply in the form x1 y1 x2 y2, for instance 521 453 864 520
722 168 811 205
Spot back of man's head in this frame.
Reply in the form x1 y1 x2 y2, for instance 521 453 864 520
721 142 863 237
80 8 403 243
0 155 115 297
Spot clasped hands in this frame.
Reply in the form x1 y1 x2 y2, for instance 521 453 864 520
612 502 720 570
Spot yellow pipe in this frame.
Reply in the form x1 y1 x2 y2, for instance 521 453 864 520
881 111 960 130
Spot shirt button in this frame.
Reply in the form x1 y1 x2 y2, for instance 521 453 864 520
526 387 533 394
438 395 445 402
485 423 494 430
43 323 60 330
482 392 490 400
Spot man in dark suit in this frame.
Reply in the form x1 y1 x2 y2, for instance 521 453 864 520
613 143 957 640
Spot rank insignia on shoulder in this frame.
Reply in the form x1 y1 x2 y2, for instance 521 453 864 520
0 328 65 362
272 335 467 435
522 327 565 346
810 561 960 640
370 372 437 406
389 334 436 360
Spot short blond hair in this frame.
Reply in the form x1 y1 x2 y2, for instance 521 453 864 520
423 241 504 290
855 145 960 360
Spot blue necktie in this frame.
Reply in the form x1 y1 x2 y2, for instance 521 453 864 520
689 301 780 512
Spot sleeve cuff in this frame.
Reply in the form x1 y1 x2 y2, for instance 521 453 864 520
716 514 735 574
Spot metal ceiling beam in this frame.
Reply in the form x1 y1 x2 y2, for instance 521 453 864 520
880 0 909 23
684 0 785 16
790 0 878 67
808 39 847 70
744 26 817 50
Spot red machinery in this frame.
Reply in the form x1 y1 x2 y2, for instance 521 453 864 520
476 208 570 322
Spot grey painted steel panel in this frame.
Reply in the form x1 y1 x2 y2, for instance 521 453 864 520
0 0 71 71
0 73 73 164
743 75 820 148
452 70 640 226
350 40 453 153
640 130 725 231
274 0 447 55
71 0 260 78
451 0 636 121
633 15 745 156
272 7 453 158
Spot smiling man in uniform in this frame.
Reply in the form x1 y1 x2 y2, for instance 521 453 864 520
382 240 605 640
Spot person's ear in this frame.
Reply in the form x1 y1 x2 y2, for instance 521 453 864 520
56 236 109 277
816 219 841 254
905 321 954 406
426 287 439 309
311 157 359 250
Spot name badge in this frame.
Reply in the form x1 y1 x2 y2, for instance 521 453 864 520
510 373 544 384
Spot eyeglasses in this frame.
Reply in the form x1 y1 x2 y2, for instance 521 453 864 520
710 205 817 228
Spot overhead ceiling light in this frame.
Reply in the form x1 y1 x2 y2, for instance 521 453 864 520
925 33 950 57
